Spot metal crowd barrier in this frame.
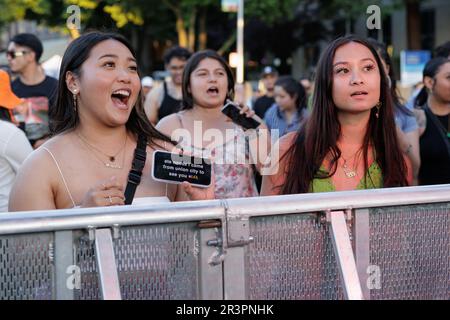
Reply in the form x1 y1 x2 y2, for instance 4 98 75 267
0 184 448 300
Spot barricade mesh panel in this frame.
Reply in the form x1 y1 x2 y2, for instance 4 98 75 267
0 233 54 300
248 214 344 300
74 223 199 300
369 203 450 300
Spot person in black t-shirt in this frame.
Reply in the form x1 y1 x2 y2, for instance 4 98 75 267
7 33 57 148
253 66 278 119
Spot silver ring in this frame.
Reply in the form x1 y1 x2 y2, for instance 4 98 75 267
108 195 113 205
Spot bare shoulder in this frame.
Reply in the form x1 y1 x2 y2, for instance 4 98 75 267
8 135 71 211
277 131 297 156
147 84 164 104
155 113 182 134
20 136 67 172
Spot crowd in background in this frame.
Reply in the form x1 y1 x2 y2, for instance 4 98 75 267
0 31 449 212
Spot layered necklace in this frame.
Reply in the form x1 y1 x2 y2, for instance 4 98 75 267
77 132 128 169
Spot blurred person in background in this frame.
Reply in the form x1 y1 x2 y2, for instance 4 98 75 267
300 74 315 110
405 40 450 110
368 39 421 185
0 69 23 123
264 75 308 137
7 33 58 149
413 57 450 185
144 46 192 124
0 76 32 212
299 75 313 98
434 41 450 59
253 66 278 119
141 76 154 99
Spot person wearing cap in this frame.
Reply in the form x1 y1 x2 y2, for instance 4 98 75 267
0 71 33 211
7 33 58 149
0 69 24 123
253 66 278 119
141 76 154 100
144 46 192 125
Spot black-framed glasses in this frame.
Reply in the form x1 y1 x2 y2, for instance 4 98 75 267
6 50 29 59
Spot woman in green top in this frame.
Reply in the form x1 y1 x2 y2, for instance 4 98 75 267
261 35 410 195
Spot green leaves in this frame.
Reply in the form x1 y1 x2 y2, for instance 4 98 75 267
245 0 299 25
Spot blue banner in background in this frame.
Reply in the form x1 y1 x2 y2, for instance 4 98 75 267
400 50 431 86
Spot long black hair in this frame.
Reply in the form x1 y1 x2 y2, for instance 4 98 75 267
414 57 450 107
49 31 173 148
366 38 413 117
181 50 235 110
280 35 408 194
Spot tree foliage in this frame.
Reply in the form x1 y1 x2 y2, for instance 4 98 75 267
0 0 429 73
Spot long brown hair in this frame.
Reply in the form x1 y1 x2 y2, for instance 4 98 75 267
280 35 408 194
49 31 174 149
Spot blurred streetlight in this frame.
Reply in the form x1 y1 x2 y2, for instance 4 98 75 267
229 52 239 68
222 0 244 84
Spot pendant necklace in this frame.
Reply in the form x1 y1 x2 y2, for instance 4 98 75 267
77 132 127 169
341 149 361 178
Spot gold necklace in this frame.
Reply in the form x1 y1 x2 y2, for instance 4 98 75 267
77 133 127 169
77 132 127 162
340 149 361 178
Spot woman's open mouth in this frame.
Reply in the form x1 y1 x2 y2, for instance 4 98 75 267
206 86 219 96
111 89 131 109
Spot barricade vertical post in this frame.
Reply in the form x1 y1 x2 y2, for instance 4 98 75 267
199 226 224 299
328 210 364 300
222 215 250 300
94 228 121 300
55 231 75 300
353 208 370 300
223 246 247 299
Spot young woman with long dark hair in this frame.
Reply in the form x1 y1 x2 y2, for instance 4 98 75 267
413 57 450 185
9 31 212 211
261 35 410 195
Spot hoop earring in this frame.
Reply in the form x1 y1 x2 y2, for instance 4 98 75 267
375 101 381 118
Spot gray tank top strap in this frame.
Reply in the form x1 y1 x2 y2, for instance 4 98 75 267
42 147 77 208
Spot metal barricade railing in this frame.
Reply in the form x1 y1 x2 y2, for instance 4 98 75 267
0 184 448 300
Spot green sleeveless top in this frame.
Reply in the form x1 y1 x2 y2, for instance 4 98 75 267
310 161 383 193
